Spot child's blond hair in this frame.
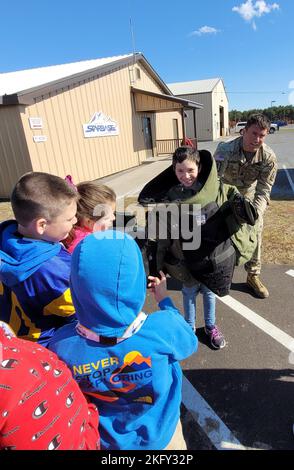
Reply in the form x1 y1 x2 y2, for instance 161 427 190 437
75 181 116 226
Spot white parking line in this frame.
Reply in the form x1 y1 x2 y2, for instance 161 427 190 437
282 164 294 194
182 288 294 450
182 375 246 450
218 295 294 352
286 269 294 278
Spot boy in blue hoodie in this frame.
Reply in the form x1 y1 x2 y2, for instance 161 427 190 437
48 230 197 450
0 172 78 346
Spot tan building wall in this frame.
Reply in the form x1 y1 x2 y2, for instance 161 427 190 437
211 80 229 139
0 106 32 198
172 81 229 141
132 63 165 94
21 63 152 185
181 93 213 141
0 59 187 197
156 111 183 140
130 64 183 156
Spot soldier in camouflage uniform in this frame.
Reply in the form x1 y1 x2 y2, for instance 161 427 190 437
214 114 277 298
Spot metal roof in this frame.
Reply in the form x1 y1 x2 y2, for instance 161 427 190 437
0 53 174 106
0 54 134 96
168 78 221 95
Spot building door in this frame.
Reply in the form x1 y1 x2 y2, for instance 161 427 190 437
172 118 179 140
142 116 153 157
219 106 224 137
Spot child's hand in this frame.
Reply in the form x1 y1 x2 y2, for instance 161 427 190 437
147 271 167 303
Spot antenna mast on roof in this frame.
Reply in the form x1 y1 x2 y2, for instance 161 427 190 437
130 17 136 64
129 16 137 84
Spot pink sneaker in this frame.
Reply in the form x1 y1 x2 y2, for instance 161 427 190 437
204 325 226 349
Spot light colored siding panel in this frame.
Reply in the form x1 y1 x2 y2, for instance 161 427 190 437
110 66 141 169
177 81 229 141
63 65 139 181
51 92 71 174
100 72 119 175
176 92 212 141
97 71 118 174
71 81 90 180
60 86 84 177
40 90 69 174
49 90 72 175
85 78 103 178
21 105 45 174
65 84 87 181
0 106 32 198
131 96 149 163
119 67 136 166
113 69 132 170
85 77 102 176
59 89 76 170
1 60 188 197
26 101 44 171
211 81 229 139
32 97 54 173
29 96 62 174
44 92 65 174
78 79 96 178
136 64 165 94
156 111 183 140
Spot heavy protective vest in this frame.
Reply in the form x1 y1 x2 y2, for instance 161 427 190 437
138 150 258 296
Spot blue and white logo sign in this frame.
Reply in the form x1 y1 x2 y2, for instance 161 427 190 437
83 112 119 138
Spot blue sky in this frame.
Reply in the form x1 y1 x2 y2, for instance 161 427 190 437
0 0 293 111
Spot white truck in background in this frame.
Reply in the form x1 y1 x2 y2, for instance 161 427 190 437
234 121 278 134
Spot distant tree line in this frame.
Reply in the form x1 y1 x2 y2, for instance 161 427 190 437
229 105 294 123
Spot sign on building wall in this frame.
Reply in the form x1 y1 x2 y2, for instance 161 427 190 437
83 112 119 138
33 135 47 143
29 117 43 129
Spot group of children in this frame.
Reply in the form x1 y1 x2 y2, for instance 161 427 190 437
0 144 251 450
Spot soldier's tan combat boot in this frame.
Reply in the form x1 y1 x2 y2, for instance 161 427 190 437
247 274 269 298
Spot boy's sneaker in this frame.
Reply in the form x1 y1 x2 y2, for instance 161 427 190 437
204 325 226 349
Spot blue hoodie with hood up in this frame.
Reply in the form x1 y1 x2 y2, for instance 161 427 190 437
49 230 197 450
0 220 76 345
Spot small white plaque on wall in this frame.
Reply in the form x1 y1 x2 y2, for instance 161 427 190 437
33 135 47 143
29 117 43 129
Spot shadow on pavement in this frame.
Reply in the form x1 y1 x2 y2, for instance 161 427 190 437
229 281 264 299
167 273 262 299
183 367 294 450
196 326 217 350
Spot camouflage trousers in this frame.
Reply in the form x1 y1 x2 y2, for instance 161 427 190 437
245 213 263 275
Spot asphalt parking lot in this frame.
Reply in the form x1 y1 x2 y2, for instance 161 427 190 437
100 127 294 452
144 265 294 450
